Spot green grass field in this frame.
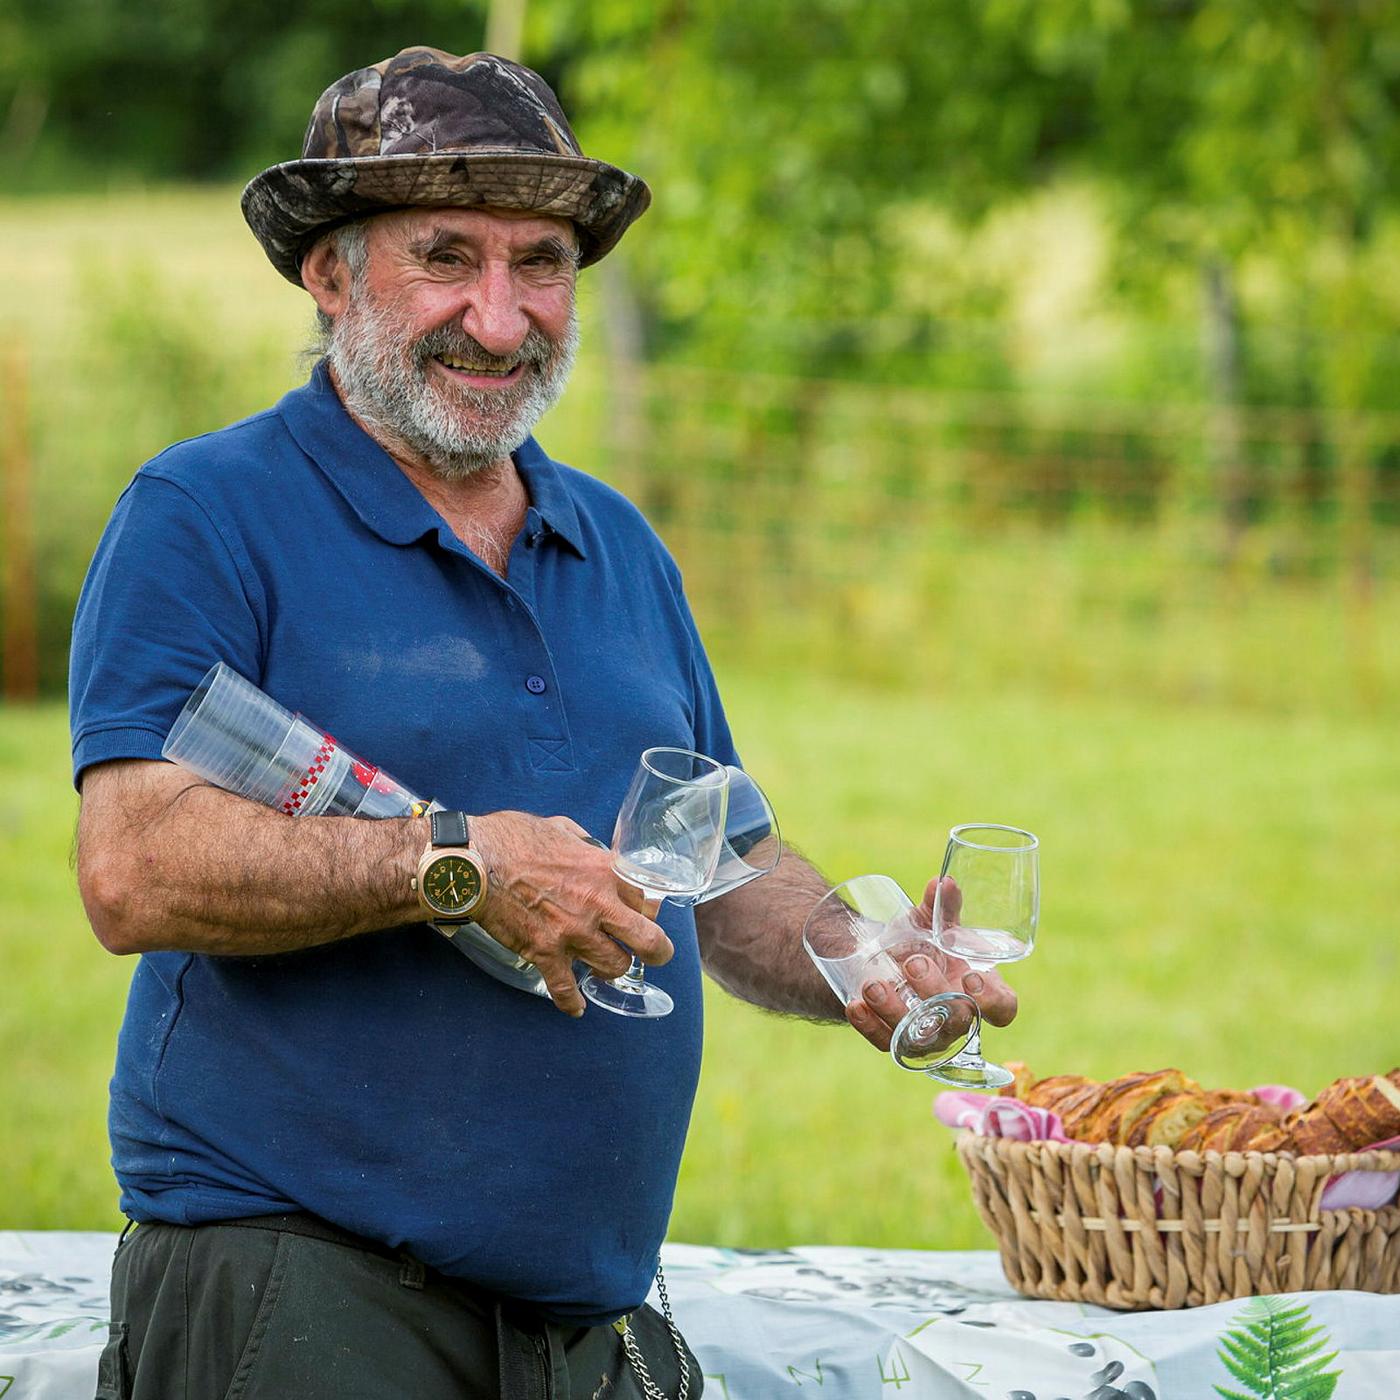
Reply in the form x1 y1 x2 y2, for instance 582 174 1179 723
5 671 1398 1249
3 186 1398 1251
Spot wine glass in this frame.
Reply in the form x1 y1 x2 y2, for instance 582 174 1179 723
579 747 730 1018
932 824 1039 972
672 766 781 906
803 874 1012 1089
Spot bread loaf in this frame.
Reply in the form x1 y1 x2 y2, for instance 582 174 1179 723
1086 1069 1197 1144
1177 1103 1287 1153
1002 1065 1397 1153
1055 1082 1116 1139
1315 1074 1400 1148
998 1061 1037 1101
1286 1106 1351 1156
1125 1091 1212 1148
1021 1075 1093 1112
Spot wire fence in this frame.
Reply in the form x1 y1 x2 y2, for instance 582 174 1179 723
595 363 1400 713
5 340 1400 713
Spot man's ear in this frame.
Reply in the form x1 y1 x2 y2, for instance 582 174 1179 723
301 236 350 319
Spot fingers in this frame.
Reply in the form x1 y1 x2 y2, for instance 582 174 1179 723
902 949 953 999
904 945 1017 1027
846 978 975 1052
599 909 673 967
612 876 663 921
575 933 634 982
845 998 892 1053
538 957 588 1018
532 913 669 1017
849 941 1018 1055
469 810 680 1017
960 966 1018 1027
920 875 961 930
853 977 911 1047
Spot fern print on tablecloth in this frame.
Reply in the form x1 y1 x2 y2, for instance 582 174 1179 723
1213 1295 1342 1400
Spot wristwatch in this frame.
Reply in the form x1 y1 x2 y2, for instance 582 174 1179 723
412 810 489 927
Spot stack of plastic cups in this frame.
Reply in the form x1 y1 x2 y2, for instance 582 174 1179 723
162 663 431 821
162 663 550 997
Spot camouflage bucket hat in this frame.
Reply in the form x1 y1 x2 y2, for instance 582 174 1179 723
241 47 651 286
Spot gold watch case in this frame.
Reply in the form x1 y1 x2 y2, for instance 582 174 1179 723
414 847 487 920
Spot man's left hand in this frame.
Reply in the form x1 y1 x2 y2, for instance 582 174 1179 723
844 876 1018 1053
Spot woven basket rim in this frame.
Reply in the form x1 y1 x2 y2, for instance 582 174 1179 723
955 1133 1400 1171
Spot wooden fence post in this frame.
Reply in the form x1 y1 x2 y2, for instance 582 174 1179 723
486 0 527 60
2 341 39 702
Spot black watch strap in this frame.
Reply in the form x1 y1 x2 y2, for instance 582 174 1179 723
430 810 470 848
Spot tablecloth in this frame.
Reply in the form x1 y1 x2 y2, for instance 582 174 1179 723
3 1231 1397 1397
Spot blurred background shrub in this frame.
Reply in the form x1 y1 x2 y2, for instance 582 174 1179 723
3 0 1399 709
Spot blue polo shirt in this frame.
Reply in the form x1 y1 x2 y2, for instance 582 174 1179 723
68 362 739 1324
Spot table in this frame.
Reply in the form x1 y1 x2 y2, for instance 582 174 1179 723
4 1232 1397 1397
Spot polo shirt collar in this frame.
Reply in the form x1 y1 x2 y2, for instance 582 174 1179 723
512 435 587 559
277 361 587 558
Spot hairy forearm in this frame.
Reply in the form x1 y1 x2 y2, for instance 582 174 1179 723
78 761 424 956
694 848 844 1020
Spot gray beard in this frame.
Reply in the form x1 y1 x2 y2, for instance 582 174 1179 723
327 292 578 480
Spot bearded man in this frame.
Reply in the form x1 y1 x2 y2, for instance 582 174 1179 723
69 48 1015 1399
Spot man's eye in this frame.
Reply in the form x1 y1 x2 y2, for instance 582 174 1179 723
430 251 464 267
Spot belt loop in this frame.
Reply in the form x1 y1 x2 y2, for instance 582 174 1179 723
397 1250 427 1290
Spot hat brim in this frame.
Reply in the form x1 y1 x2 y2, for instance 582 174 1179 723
241 151 651 286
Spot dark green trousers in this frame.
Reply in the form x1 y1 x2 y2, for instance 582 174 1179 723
95 1216 699 1400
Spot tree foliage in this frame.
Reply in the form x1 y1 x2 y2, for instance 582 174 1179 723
4 0 1398 397
0 0 492 180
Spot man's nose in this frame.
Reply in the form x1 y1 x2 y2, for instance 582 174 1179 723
461 261 530 357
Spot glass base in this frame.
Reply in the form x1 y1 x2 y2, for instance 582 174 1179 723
578 971 674 1019
923 1052 1015 1090
890 993 1013 1089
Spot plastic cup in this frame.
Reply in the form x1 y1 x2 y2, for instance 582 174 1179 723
162 663 302 806
162 663 430 820
163 663 551 999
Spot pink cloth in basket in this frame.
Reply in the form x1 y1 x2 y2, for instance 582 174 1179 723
933 1088 1400 1211
933 1092 1072 1142
1319 1134 1400 1210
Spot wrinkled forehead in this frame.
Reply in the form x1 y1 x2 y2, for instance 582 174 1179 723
367 205 580 254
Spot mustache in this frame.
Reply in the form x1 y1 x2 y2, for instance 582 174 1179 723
414 325 554 372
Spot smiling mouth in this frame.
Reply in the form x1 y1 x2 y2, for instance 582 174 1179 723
432 353 526 382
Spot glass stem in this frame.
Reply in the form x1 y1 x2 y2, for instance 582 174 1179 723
618 956 647 987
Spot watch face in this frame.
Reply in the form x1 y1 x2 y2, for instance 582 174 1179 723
422 854 484 917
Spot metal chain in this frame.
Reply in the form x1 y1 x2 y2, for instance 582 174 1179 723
617 1257 690 1400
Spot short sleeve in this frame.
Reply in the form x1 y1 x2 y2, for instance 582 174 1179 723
679 595 741 774
68 470 266 789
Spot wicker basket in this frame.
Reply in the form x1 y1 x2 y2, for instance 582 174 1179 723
956 1134 1400 1309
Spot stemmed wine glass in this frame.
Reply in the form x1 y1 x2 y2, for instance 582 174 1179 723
579 747 730 1018
803 874 1012 1089
671 766 781 906
932 824 1039 972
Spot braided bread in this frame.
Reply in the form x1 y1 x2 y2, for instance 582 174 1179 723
1001 1065 1400 1153
1124 1091 1212 1148
1315 1074 1400 1147
1177 1103 1288 1153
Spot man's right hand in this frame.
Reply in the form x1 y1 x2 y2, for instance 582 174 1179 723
469 810 671 1017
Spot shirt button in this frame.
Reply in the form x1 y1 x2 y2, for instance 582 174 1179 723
525 674 547 695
